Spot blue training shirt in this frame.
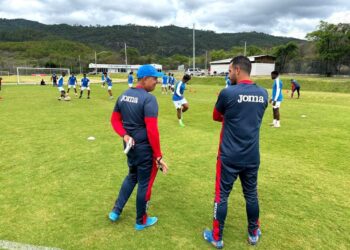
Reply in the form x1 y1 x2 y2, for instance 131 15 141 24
272 78 283 102
172 81 186 101
68 76 76 85
215 82 268 165
81 77 90 87
57 76 64 87
128 75 133 84
114 88 158 146
105 76 112 86
162 75 168 84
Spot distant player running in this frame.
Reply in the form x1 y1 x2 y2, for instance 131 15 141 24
67 73 78 96
103 72 114 99
57 72 67 100
290 79 301 98
79 73 91 99
270 71 283 128
169 73 176 93
161 73 168 94
225 72 231 88
128 72 134 88
172 74 191 127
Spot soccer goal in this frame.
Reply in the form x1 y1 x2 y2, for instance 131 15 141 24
0 70 9 76
16 67 70 85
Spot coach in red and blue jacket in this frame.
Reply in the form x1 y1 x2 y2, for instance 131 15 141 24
203 56 268 248
109 64 168 231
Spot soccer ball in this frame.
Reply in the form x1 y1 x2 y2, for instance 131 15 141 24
64 95 71 101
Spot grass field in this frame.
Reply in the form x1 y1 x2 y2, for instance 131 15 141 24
0 78 349 250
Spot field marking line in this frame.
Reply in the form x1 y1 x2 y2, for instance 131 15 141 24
0 240 62 250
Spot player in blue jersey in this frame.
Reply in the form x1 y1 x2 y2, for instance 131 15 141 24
169 73 176 93
270 71 283 128
161 73 168 94
79 73 91 99
203 56 268 248
109 64 168 230
66 73 78 96
172 74 191 127
128 71 134 88
290 79 300 98
57 72 67 100
103 72 114 99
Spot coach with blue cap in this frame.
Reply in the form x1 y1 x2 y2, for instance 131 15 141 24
108 64 168 230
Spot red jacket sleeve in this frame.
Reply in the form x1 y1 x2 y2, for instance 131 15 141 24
213 107 223 122
111 111 127 137
144 117 162 158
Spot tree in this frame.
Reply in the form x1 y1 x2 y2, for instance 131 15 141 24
273 42 298 73
306 21 350 75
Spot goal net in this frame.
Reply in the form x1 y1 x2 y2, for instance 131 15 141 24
16 67 70 85
0 71 9 76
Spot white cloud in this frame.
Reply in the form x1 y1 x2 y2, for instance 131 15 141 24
0 0 349 38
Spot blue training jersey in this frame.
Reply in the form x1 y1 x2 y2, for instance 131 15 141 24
57 76 64 87
81 77 90 87
105 76 112 86
272 78 283 102
225 78 231 88
68 76 76 85
101 74 105 82
114 88 158 146
172 81 186 101
292 80 300 88
128 75 133 84
215 82 268 165
162 75 168 84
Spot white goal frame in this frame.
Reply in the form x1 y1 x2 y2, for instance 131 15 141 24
16 67 70 85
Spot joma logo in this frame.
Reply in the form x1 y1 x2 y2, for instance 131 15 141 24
238 95 264 103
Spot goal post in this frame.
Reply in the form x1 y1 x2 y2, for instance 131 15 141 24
16 67 70 85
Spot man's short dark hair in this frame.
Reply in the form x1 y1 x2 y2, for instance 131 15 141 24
230 56 251 75
271 70 279 76
183 74 191 82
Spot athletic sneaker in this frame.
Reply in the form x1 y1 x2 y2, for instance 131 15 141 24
109 96 114 100
87 96 90 99
179 120 185 127
248 228 261 245
108 211 120 222
134 217 158 231
203 229 224 249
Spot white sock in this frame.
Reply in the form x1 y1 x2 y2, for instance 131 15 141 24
276 120 280 126
273 119 277 125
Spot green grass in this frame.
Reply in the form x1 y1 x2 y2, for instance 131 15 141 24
0 81 349 250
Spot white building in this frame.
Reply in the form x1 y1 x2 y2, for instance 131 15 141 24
209 55 276 76
88 63 162 73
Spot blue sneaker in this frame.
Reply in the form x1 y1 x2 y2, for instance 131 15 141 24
203 229 224 249
134 217 158 231
248 228 261 245
108 211 120 222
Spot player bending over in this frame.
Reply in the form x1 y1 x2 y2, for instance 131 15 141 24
290 79 301 98
172 74 191 127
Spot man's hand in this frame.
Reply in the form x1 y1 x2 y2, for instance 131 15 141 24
156 157 168 175
123 134 135 146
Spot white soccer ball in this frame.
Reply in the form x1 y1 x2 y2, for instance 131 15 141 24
64 96 71 101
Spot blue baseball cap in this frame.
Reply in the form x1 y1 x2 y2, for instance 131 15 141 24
137 64 163 78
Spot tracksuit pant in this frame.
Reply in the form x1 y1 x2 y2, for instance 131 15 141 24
112 147 158 225
213 158 260 241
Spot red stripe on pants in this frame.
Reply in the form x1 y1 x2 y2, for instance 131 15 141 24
142 161 159 224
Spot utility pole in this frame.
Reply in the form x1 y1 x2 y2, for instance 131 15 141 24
205 50 208 72
124 43 128 70
193 23 195 70
79 55 82 74
244 41 247 56
94 51 97 73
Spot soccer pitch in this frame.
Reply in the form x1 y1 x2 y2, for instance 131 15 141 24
0 78 349 250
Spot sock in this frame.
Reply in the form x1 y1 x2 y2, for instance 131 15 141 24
273 119 277 125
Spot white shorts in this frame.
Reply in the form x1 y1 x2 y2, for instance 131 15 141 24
173 98 188 109
273 101 281 109
68 84 76 89
58 87 65 92
108 86 112 90
81 86 90 91
128 83 133 88
162 84 168 88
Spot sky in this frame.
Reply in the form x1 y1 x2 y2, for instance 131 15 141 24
0 0 349 39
